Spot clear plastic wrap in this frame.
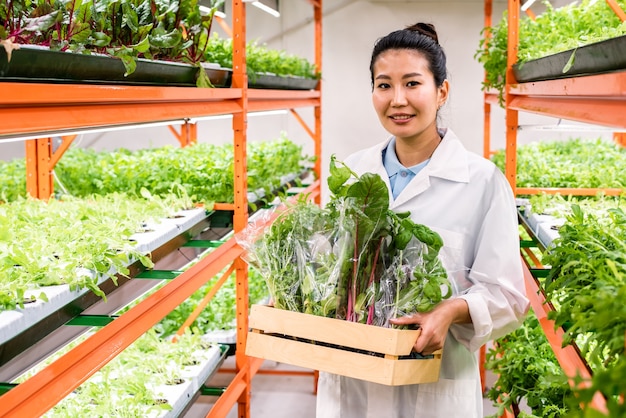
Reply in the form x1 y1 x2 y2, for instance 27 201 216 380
236 158 452 326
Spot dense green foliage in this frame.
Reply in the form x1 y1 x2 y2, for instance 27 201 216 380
0 191 193 310
0 136 312 204
475 0 626 100
542 203 626 368
204 33 320 80
242 156 449 325
485 312 571 418
1 0 224 85
17 329 219 417
491 138 626 190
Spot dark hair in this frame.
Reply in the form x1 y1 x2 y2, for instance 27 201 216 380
370 22 447 88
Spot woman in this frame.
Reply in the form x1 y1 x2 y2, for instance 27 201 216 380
316 23 530 418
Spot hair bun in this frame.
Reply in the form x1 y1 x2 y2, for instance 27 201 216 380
407 22 438 43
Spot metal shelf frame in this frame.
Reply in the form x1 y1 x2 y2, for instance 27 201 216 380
482 1 626 416
0 0 323 416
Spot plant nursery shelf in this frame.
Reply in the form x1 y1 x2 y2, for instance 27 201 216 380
508 71 626 128
0 82 321 140
0 208 211 380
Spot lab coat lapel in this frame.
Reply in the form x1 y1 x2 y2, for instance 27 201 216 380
390 131 470 209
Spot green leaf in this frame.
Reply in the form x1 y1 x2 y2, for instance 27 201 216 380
195 66 214 88
89 31 111 47
148 23 182 49
562 49 576 73
327 155 353 195
132 36 151 53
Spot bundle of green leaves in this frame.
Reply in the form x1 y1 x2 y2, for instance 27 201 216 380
485 312 571 418
242 156 450 325
491 137 626 191
475 0 626 101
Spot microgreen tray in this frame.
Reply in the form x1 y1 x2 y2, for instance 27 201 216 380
513 34 626 83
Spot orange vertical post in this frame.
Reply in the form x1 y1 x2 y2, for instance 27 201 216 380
313 0 323 205
25 136 76 199
480 1 492 392
231 1 251 418
505 0 520 194
483 1 492 156
169 121 198 147
25 138 54 200
614 132 626 147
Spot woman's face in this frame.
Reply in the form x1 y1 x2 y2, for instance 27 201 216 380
372 49 448 144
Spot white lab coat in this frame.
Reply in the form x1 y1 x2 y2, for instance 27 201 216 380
316 129 530 418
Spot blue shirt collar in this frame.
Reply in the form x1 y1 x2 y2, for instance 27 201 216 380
382 137 430 176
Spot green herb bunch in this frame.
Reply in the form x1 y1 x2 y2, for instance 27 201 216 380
485 312 571 418
241 155 450 326
475 0 626 101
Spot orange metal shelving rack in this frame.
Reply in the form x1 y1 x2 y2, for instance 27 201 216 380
0 0 323 416
483 1 626 417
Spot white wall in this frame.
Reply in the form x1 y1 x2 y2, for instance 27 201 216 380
2 0 613 189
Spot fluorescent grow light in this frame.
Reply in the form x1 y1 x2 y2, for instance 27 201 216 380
244 0 280 17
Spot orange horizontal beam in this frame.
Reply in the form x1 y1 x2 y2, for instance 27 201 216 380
516 187 624 196
248 98 321 112
247 89 320 112
510 72 626 97
0 101 243 139
0 238 244 418
247 89 320 100
212 203 236 211
0 83 242 106
508 96 626 128
485 92 500 105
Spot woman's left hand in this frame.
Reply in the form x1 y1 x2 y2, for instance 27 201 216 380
388 298 470 355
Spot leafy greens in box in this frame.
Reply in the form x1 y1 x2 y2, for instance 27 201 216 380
239 156 450 326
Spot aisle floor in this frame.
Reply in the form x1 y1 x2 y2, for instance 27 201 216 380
183 356 501 417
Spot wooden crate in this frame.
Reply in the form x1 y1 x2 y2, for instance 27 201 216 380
246 305 442 386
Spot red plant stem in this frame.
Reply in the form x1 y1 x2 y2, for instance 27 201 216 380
350 222 359 322
67 0 76 39
368 237 383 287
365 236 384 325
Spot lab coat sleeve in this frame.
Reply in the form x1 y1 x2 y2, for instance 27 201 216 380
450 169 530 352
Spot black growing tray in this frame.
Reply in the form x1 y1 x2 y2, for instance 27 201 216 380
513 35 626 83
513 34 626 83
248 73 319 90
0 45 232 87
